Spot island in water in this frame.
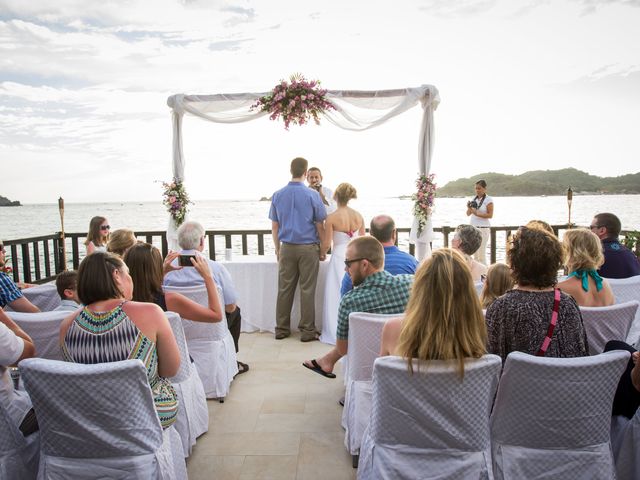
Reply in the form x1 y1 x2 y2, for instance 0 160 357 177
0 195 21 207
433 168 640 197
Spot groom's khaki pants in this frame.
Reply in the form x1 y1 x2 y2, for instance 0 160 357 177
276 243 320 338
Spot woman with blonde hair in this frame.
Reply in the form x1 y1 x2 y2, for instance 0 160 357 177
558 228 614 307
480 262 514 309
107 228 137 257
380 248 486 377
319 182 365 344
84 216 110 254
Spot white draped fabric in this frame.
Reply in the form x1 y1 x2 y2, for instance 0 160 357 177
166 85 440 258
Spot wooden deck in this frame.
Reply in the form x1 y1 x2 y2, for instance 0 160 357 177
186 332 356 480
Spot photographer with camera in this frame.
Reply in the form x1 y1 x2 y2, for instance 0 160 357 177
465 179 494 265
307 167 336 214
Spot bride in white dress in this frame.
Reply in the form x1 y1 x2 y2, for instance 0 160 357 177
320 183 365 344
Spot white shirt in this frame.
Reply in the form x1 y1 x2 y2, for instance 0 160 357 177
0 322 32 423
320 185 337 214
469 194 493 228
54 299 81 312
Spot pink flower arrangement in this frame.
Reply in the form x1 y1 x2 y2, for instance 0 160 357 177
412 173 437 235
250 73 336 130
162 178 191 226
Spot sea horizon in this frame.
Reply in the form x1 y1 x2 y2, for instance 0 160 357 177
2 194 639 243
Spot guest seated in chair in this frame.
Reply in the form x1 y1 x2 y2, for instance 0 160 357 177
380 248 486 376
303 236 413 378
480 262 514 309
60 252 180 428
53 270 81 312
163 221 248 375
590 212 640 279
0 242 39 313
486 226 589 362
107 228 138 258
1 308 38 435
452 225 488 282
558 228 615 307
124 242 223 323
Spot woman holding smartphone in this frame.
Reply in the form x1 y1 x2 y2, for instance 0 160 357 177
466 179 494 265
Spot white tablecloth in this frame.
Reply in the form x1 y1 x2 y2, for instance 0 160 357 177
221 255 330 335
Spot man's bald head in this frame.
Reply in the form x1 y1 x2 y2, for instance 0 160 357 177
370 215 395 245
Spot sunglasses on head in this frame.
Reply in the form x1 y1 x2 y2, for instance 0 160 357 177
100 225 111 230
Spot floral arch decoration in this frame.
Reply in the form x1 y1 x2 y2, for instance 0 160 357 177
166 83 440 260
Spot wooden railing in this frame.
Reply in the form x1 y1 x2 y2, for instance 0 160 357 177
4 224 633 284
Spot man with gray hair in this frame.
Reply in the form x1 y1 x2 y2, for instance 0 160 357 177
163 220 248 375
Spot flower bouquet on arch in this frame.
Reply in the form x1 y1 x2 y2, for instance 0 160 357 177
250 73 336 130
409 173 437 259
162 178 191 227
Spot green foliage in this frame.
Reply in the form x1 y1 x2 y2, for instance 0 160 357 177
437 168 640 197
623 231 640 259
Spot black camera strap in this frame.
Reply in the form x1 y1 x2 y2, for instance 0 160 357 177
474 194 486 209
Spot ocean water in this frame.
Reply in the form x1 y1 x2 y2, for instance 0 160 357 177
1 194 639 241
1 195 639 272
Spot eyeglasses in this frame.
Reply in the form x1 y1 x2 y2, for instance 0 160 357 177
344 257 368 268
589 224 602 230
100 225 111 230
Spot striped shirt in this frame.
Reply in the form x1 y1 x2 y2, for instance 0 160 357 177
336 270 413 341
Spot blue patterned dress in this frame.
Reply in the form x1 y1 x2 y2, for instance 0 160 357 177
62 301 178 428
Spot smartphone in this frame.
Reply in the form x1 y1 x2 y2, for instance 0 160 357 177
178 254 196 267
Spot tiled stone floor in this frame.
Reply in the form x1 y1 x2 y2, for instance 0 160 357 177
186 332 356 480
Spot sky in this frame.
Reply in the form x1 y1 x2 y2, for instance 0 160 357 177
1 0 639 204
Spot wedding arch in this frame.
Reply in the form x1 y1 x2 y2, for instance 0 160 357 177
166 84 440 260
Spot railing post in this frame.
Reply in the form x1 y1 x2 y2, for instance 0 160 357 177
21 243 32 283
57 231 66 273
442 226 451 247
490 228 497 264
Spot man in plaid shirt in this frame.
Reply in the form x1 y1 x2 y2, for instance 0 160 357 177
303 236 413 378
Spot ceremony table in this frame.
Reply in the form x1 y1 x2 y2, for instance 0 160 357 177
220 255 330 335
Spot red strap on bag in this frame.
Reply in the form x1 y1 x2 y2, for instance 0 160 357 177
536 288 561 357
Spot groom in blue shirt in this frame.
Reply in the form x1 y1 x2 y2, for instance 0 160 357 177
269 157 327 341
340 214 418 295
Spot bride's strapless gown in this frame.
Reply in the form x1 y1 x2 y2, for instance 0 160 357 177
320 231 357 344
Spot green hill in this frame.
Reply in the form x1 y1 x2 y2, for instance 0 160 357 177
437 168 640 197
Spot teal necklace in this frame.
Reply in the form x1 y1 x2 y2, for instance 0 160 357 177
567 269 603 292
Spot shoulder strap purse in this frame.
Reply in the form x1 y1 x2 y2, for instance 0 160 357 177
536 288 561 356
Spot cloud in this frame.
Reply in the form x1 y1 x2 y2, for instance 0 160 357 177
418 0 497 17
574 0 640 13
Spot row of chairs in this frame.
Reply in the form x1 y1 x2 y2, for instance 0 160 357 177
1 292 241 479
358 351 632 479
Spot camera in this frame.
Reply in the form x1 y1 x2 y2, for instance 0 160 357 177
467 199 479 209
178 254 197 267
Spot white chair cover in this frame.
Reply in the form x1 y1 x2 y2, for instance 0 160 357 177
163 284 238 398
0 401 39 479
165 311 209 457
490 350 630 480
343 312 400 457
611 409 640 480
580 301 639 354
606 275 640 345
358 355 502 480
20 358 187 480
7 310 69 360
4 283 61 312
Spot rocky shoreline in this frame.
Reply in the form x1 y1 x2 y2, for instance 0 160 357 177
0 195 21 207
